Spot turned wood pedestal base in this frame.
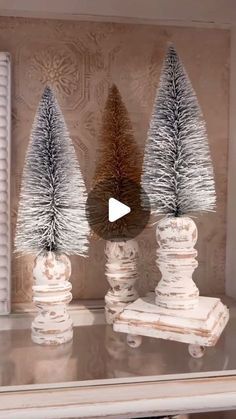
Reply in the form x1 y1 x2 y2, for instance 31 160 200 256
113 292 229 357
105 240 139 324
31 252 73 346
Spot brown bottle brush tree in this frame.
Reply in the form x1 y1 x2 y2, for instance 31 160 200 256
91 84 142 239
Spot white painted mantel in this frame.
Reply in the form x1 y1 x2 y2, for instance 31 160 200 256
0 298 235 418
0 374 236 419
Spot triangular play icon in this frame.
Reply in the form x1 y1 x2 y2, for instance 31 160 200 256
108 198 131 222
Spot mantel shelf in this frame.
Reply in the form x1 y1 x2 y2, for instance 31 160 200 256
0 294 235 418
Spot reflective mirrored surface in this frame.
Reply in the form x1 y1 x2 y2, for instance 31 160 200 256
0 298 235 388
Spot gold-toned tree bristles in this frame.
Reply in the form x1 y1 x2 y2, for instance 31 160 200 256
94 84 141 186
92 84 142 238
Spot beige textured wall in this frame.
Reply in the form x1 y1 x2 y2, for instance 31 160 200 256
0 17 229 304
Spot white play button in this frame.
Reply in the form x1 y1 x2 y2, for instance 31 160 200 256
86 179 151 240
108 198 131 222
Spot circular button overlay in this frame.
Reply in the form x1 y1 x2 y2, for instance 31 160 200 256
86 179 150 241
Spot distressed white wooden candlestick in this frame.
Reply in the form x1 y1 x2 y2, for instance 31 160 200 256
155 216 199 310
0 52 11 315
31 252 73 345
105 239 138 324
114 217 229 357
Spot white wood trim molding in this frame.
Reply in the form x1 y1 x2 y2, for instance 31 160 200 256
0 14 230 30
0 52 11 315
0 0 234 27
0 375 236 418
226 25 236 299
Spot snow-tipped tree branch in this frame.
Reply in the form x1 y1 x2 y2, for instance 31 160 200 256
142 45 216 217
15 86 90 255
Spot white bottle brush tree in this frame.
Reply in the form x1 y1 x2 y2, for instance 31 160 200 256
142 45 216 310
15 86 90 345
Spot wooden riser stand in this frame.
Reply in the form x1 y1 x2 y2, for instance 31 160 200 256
113 217 229 358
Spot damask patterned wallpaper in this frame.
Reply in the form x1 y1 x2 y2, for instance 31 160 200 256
0 17 229 305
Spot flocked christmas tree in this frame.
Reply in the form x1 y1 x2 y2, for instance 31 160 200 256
15 86 89 256
142 45 216 217
141 45 216 311
93 84 141 323
15 86 90 345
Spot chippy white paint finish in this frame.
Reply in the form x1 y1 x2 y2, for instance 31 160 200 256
105 239 138 324
114 217 229 354
0 52 11 315
31 252 73 345
114 292 229 347
155 217 199 310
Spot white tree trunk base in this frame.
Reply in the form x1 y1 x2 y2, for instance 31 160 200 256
31 252 73 346
105 240 139 324
113 292 229 349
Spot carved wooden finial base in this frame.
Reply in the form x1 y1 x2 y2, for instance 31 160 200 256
105 239 139 324
31 252 73 346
